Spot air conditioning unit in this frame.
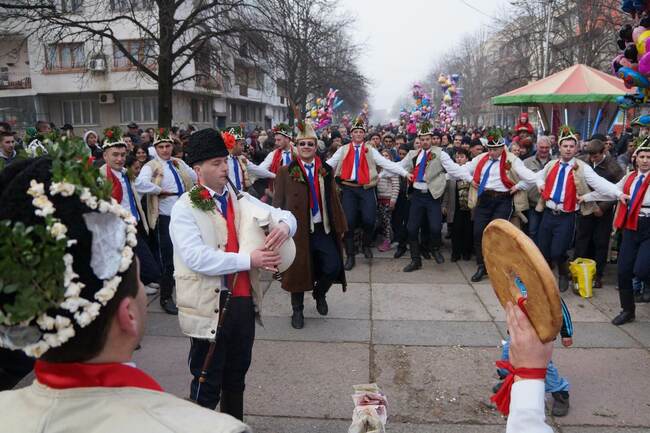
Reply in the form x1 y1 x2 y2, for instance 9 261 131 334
89 57 107 73
99 93 115 104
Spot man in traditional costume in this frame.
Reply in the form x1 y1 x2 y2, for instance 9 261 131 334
223 126 276 192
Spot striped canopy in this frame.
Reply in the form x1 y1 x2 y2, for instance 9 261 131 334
492 64 629 105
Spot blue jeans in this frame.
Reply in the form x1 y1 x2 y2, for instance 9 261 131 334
499 338 569 393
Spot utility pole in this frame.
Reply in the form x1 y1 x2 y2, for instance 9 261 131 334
543 0 555 78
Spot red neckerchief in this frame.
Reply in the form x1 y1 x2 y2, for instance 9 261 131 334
614 171 650 231
298 157 323 214
341 143 370 185
106 165 123 203
34 360 163 392
269 146 294 191
541 160 577 211
472 151 515 190
223 194 252 297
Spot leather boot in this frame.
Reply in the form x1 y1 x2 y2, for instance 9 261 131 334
432 248 445 264
611 310 635 326
291 305 304 329
220 390 244 421
315 296 328 316
394 243 407 258
362 230 373 259
558 261 570 292
344 237 355 271
403 241 422 272
471 265 487 282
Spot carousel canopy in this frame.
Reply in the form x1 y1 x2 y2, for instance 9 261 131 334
492 64 628 105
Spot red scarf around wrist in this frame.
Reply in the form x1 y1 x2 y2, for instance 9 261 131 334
35 360 163 392
614 171 650 231
541 160 577 211
472 151 515 190
341 143 370 185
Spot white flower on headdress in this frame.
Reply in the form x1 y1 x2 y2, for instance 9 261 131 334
80 188 98 210
27 180 45 197
99 201 111 213
50 182 75 197
54 315 71 330
119 247 134 272
32 195 55 217
67 239 77 247
49 222 68 240
36 314 55 331
95 276 121 305
61 296 89 313
74 302 100 327
126 232 137 247
64 281 84 298
23 341 49 358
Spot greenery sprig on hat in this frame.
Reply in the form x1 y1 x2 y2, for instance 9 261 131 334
153 127 173 145
417 121 433 136
558 125 578 144
350 116 366 132
225 126 244 141
486 128 504 145
102 126 126 149
273 123 293 138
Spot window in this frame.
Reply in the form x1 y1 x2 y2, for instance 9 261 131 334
62 99 99 126
61 0 82 13
110 0 149 12
45 43 85 71
113 40 156 69
121 96 158 123
191 98 211 123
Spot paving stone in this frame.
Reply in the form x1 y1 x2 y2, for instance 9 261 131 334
563 428 650 433
472 283 505 321
132 335 191 397
373 320 502 347
618 321 650 348
256 316 370 344
145 311 183 337
553 348 650 427
587 287 650 322
261 281 370 320
245 341 369 419
373 345 504 424
347 260 371 283
372 283 491 321
371 258 467 285
559 292 611 322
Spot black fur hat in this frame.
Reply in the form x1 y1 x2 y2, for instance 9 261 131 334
185 128 229 166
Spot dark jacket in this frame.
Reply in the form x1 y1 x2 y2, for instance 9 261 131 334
579 154 624 211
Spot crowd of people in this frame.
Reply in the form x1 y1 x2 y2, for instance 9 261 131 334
0 112 649 433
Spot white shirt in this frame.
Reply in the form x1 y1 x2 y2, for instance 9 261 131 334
136 158 197 216
398 147 472 190
326 143 409 178
228 155 275 190
536 158 622 211
111 167 144 220
299 159 323 223
169 185 297 277
506 380 553 433
584 169 650 212
465 153 537 192
259 147 294 171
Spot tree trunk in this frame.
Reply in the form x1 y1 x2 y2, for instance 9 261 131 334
157 0 175 127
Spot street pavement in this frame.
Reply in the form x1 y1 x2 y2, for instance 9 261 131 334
132 247 650 433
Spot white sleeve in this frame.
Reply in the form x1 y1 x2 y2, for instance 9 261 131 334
506 380 554 433
465 156 479 178
440 151 473 181
583 176 625 202
536 166 547 189
135 164 162 195
259 150 276 171
179 159 198 183
513 158 538 191
169 202 250 276
583 164 622 199
325 146 344 170
371 148 409 177
246 159 276 179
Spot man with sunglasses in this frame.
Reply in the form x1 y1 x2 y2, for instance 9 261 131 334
273 121 348 329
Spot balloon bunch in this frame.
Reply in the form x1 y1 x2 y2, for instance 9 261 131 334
437 73 462 131
359 102 369 125
399 82 433 123
305 88 345 130
612 2 650 107
340 113 351 129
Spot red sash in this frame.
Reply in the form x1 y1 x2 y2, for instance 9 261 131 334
106 166 123 203
472 151 515 190
35 360 163 392
224 196 252 297
341 143 370 185
614 171 650 231
298 157 323 214
268 147 294 191
541 161 577 212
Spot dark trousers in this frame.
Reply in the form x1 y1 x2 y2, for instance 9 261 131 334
527 209 543 244
0 348 34 391
618 218 650 312
189 295 256 410
392 192 409 245
537 209 576 266
473 194 513 265
407 191 442 249
574 208 614 277
135 229 162 286
155 215 174 300
341 186 377 250
451 208 473 259
291 225 342 307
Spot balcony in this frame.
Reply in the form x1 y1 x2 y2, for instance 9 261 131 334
195 74 224 91
0 74 32 90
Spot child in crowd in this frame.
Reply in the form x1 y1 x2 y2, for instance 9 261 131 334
443 148 473 261
376 149 400 252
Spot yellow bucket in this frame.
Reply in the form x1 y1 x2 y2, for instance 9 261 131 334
569 258 596 298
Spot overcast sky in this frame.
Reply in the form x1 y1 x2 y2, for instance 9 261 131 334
338 0 506 119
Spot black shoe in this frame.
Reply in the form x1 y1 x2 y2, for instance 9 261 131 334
291 308 304 329
403 259 422 272
432 249 444 264
451 255 460 262
551 391 570 417
315 297 328 316
471 266 487 282
593 276 603 289
394 245 407 258
611 310 635 326
363 246 373 259
344 255 355 271
421 249 432 260
558 274 569 292
160 297 178 315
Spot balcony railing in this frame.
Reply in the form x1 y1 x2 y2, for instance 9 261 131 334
195 74 224 91
0 75 31 90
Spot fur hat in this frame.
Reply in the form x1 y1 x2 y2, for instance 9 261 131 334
185 128 228 166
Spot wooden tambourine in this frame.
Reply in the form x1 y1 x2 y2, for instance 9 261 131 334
482 219 562 343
